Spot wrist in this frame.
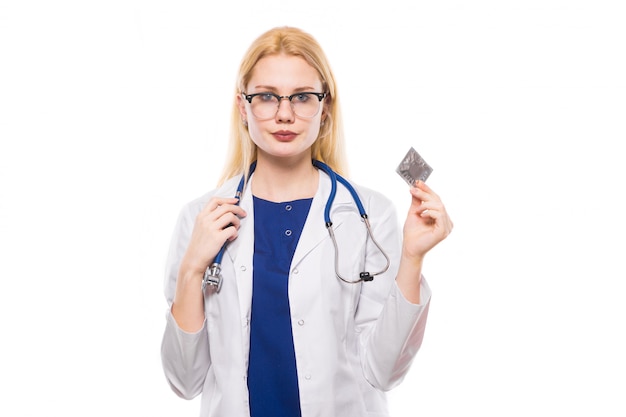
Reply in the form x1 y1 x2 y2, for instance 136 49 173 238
396 253 423 304
180 253 209 277
178 263 205 287
401 247 425 268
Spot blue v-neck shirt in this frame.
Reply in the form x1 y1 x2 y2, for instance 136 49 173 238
248 196 313 417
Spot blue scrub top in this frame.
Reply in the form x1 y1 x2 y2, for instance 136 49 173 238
248 196 313 417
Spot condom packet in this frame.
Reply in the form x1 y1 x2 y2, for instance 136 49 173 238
396 147 433 186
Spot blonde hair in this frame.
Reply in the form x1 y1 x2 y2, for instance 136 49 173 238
218 26 348 185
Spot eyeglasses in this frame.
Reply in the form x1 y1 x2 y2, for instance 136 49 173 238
242 92 327 120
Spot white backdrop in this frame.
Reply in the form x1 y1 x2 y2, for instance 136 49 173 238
1 1 625 416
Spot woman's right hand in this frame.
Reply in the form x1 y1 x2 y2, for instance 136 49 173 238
172 197 247 331
180 197 248 276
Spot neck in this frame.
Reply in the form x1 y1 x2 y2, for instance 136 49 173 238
251 155 318 202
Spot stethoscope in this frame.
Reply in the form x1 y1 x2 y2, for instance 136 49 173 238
202 160 390 292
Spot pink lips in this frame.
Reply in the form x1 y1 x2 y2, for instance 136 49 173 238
273 130 298 142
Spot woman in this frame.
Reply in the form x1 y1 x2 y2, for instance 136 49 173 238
161 26 453 417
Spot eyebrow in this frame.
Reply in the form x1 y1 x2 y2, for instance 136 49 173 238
250 85 320 93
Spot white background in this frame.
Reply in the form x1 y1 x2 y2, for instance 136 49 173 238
1 1 625 416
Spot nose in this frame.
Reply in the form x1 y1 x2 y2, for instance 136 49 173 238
276 97 295 123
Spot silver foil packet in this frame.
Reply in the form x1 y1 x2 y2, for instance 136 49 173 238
396 147 433 186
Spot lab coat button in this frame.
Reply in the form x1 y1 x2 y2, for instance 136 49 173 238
305 374 312 380
240 265 246 271
293 269 299 275
298 320 304 326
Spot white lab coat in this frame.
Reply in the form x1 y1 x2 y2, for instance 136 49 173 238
161 170 432 417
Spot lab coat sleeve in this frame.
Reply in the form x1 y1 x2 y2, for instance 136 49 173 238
355 188 432 391
160 200 212 400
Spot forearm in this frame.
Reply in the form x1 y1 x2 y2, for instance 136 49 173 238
360 278 431 390
161 310 210 399
394 251 424 304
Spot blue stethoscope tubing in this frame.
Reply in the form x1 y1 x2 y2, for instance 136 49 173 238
202 160 390 292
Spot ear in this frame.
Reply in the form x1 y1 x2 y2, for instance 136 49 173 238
321 95 330 122
237 94 248 122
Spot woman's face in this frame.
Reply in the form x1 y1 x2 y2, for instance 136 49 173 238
238 54 326 164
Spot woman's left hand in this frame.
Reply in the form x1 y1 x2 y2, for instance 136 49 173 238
402 181 453 260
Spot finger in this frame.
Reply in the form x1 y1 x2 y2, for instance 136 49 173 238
415 197 445 218
415 180 436 195
225 228 240 242
411 180 441 202
212 203 247 220
417 199 445 215
217 224 240 242
204 197 240 212
421 208 454 235
204 195 247 218
214 212 243 231
195 205 245 239
409 186 435 210
420 208 438 219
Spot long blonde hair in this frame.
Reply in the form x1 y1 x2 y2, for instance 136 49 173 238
218 26 348 185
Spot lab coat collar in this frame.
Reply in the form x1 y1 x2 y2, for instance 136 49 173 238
291 170 354 268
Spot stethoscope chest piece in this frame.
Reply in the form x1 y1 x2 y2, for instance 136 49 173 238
202 263 223 293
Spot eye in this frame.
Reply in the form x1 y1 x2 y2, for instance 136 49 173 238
257 93 277 103
292 93 311 103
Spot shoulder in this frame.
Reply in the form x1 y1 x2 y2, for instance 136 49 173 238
346 180 399 225
350 180 394 208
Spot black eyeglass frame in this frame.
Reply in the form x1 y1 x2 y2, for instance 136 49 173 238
241 92 328 119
